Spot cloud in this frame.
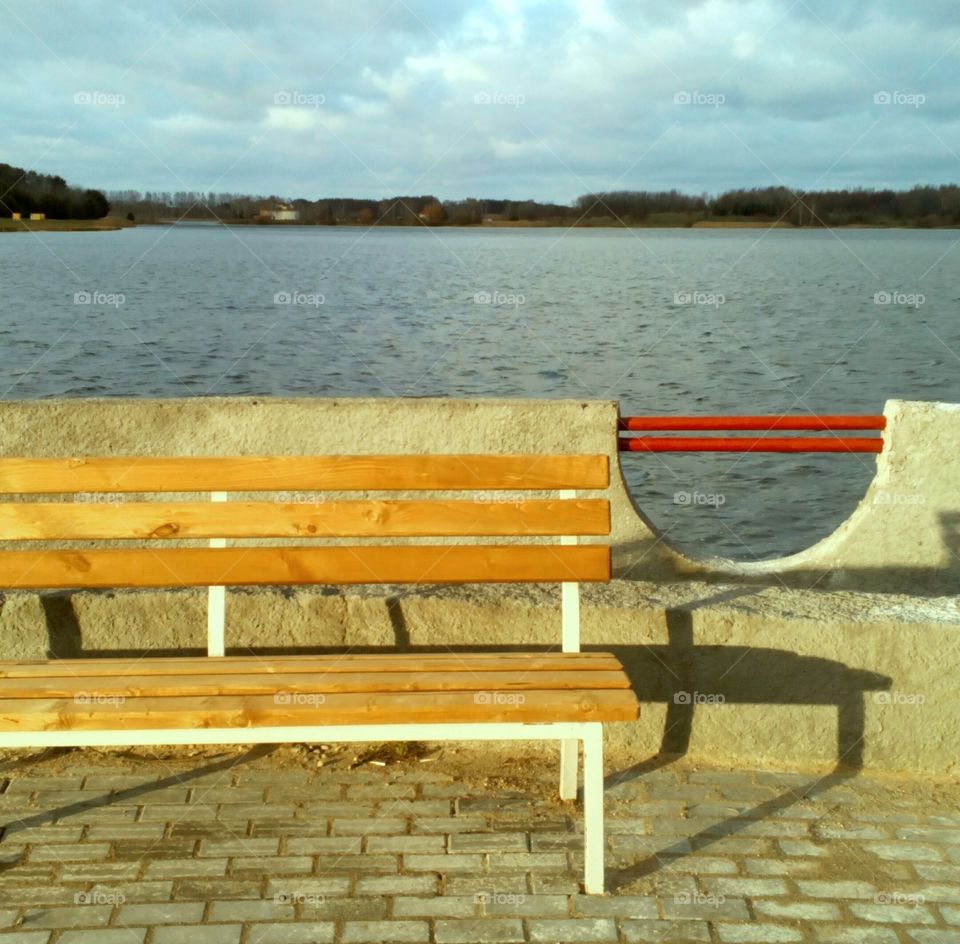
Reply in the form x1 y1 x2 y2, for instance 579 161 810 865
0 0 957 201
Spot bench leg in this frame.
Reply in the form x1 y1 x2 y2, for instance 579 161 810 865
559 739 578 800
582 723 605 894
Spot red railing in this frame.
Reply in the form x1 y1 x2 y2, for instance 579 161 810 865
618 415 885 453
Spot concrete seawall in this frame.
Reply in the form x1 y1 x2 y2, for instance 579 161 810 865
0 397 956 775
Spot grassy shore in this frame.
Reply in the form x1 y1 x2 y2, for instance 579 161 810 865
0 217 135 233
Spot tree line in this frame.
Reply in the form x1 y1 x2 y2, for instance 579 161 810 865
0 162 109 219
105 184 960 227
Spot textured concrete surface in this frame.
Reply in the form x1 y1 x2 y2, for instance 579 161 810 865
0 397 957 775
0 748 957 942
1 579 956 775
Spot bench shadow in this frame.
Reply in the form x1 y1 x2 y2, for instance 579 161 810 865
0 744 276 848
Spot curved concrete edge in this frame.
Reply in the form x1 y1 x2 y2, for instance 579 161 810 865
615 399 960 593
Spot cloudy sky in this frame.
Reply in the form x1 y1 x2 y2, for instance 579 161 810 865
1 0 958 202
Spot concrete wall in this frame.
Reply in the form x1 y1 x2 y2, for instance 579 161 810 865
0 396 957 776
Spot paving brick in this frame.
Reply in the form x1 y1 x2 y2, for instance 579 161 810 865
115 902 205 924
231 854 314 874
86 824 166 840
702 877 789 897
286 836 363 854
798 880 878 899
89 881 174 902
778 839 830 857
29 843 111 862
19 905 112 929
58 931 147 944
897 827 960 844
904 933 960 944
60 862 142 882
435 919 525 942
754 900 842 920
654 855 739 874
381 800 453 816
571 894 656 918
175 878 263 899
813 927 901 944
153 926 242 944
6 777 84 793
815 825 890 840
527 918 618 941
299 803 377 817
346 784 417 799
864 842 944 862
246 924 335 943
449 833 528 853
477 894 568 917
913 884 960 902
848 902 936 923
488 852 568 871
208 899 295 920
315 853 398 873
265 877 351 898
662 894 751 920
412 816 487 834
446 875 528 895
715 924 803 943
341 921 430 942
394 896 479 917
332 818 407 835
113 839 197 859
355 874 438 895
0 933 51 944
300 897 388 920
367 834 445 853
621 919 711 942
144 857 228 877
404 853 484 873
943 905 960 925
199 837 279 856
745 858 822 875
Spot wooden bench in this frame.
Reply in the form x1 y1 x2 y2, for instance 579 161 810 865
0 453 638 893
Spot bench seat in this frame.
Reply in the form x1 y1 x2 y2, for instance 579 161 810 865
0 653 637 732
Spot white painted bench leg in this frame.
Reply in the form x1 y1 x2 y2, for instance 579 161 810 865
582 723 605 894
559 739 578 800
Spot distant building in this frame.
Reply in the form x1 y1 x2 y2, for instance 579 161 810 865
29 213 45 221
11 212 21 220
259 203 300 222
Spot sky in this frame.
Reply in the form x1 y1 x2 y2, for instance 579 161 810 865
1 0 958 203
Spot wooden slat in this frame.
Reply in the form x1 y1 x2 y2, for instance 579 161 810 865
0 455 609 494
0 499 610 540
0 689 639 731
0 669 631 699
0 653 624 679
0 545 610 589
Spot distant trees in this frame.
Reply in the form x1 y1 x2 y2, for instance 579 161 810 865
0 162 110 219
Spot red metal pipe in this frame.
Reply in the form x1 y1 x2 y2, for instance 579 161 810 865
618 415 886 432
619 436 883 454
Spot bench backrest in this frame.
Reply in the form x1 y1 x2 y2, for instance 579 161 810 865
0 454 611 656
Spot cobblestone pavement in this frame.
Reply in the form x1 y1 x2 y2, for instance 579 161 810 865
0 746 957 943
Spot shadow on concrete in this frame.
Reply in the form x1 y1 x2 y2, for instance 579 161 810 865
606 766 858 892
0 744 275 848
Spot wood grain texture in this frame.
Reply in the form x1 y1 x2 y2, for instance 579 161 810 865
0 455 609 494
0 545 611 589
0 499 610 540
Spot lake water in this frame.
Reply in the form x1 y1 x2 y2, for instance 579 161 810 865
2 224 958 560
